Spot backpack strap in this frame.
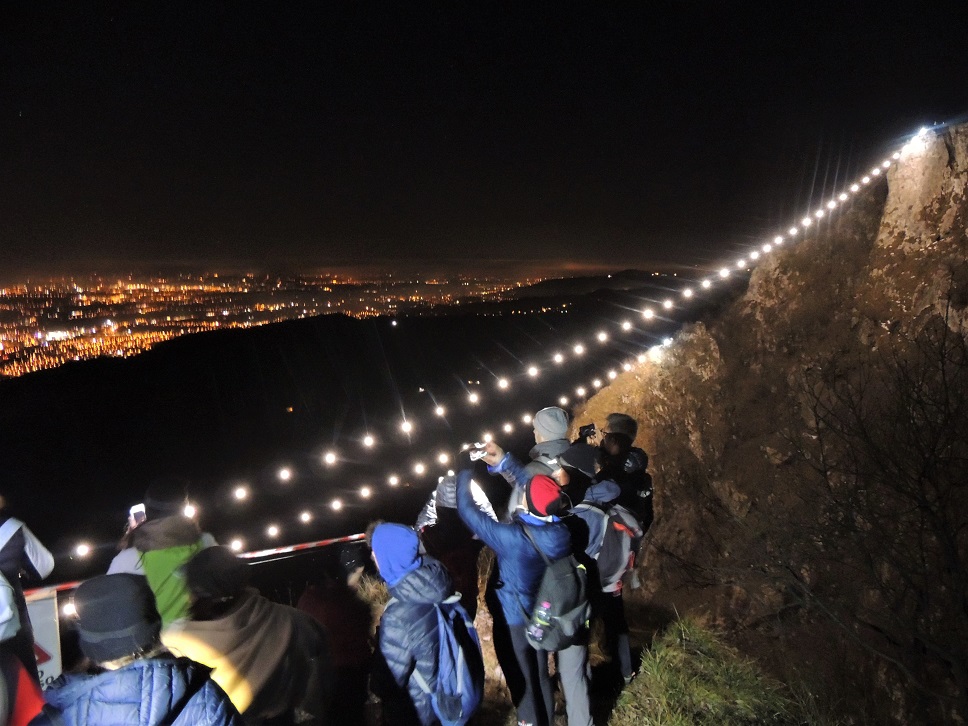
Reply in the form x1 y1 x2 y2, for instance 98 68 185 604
519 523 551 566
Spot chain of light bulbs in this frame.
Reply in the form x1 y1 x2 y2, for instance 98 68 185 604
70 127 934 559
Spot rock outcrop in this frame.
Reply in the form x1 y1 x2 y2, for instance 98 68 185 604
576 124 968 724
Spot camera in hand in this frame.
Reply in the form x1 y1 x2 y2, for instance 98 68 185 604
578 423 596 439
469 443 489 461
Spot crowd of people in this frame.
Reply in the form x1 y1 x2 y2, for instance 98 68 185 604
0 406 653 726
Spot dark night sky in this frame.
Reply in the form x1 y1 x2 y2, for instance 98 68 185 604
1 2 966 279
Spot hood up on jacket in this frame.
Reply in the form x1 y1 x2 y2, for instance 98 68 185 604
131 515 202 552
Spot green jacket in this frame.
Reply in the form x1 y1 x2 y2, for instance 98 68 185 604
131 516 209 626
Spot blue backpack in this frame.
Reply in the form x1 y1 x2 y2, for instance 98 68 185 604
412 594 485 726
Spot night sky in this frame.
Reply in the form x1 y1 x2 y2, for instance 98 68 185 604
2 2 966 279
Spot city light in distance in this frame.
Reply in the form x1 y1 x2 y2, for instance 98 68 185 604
414 462 426 475
300 511 312 523
75 543 91 557
434 406 445 417
183 504 196 518
230 539 243 552
267 525 280 537
234 486 248 500
400 420 413 433
468 392 480 404
363 434 375 447
527 365 539 377
497 378 509 389
388 475 400 486
331 499 343 511
323 451 337 465
278 467 292 482
360 486 372 498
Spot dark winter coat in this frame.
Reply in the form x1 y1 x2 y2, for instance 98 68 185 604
488 440 569 520
456 470 571 626
34 656 243 726
377 557 453 726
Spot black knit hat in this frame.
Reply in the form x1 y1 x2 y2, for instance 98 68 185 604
558 443 600 479
183 546 249 601
143 477 188 520
73 574 161 664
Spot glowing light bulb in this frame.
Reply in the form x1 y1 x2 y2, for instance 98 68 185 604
324 451 337 465
815 209 824 218
663 337 673 346
62 602 77 617
663 299 673 309
503 422 513 433
497 378 509 389
480 433 492 444
892 152 900 160
522 413 533 424
774 235 784 244
573 344 585 355
801 217 812 227
649 346 664 363
331 499 343 511
267 525 279 537
623 362 633 371
278 467 292 482
736 259 747 269
871 167 880 176
414 462 426 475
643 307 656 318
882 160 891 168
230 539 243 552
576 387 586 396
553 353 564 364
608 370 617 379
75 543 91 557
183 504 196 518
592 379 602 388
438 452 450 464
749 251 759 260
862 176 870 184
300 511 312 523
468 392 479 404
527 365 539 376
597 331 607 342
788 227 797 236
400 420 413 433
702 279 712 288
234 486 248 500
850 183 860 192
762 244 772 253
433 406 445 417
559 396 569 406
637 354 647 364
683 288 693 298
826 200 836 209
388 475 399 486
621 321 632 331
839 192 848 201
719 268 730 278
363 434 376 446
360 486 372 498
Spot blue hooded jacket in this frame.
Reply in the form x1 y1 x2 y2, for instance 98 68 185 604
35 656 242 726
455 470 570 625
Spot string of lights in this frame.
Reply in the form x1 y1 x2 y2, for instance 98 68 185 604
69 127 934 560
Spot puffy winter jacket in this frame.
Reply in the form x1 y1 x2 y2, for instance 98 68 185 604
378 557 453 726
488 440 569 520
456 470 570 626
35 656 242 726
568 479 622 559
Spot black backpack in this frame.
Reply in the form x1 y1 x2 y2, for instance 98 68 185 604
519 525 591 651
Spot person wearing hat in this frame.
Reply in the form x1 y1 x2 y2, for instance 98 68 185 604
108 477 217 627
368 522 455 726
36 573 242 726
588 413 654 531
455 465 571 726
161 546 331 723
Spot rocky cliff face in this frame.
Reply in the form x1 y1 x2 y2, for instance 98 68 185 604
576 124 968 724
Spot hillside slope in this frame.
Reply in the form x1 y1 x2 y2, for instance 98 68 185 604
576 125 968 724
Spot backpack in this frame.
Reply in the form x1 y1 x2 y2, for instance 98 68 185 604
520 525 591 651
411 594 484 726
572 502 643 593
